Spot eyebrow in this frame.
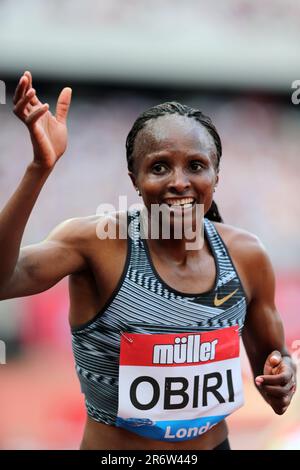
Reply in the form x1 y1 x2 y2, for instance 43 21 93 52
145 152 210 162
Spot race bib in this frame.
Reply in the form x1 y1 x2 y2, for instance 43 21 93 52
117 326 244 441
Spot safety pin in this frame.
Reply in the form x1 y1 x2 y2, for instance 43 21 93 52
121 332 134 343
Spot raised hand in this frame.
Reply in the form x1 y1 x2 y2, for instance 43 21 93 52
13 71 72 170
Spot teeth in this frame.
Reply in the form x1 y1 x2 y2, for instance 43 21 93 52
164 198 195 206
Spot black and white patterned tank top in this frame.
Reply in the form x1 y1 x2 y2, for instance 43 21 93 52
71 208 248 425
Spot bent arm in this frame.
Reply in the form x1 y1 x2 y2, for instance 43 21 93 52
242 240 297 413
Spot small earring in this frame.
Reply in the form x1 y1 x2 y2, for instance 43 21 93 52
136 188 141 196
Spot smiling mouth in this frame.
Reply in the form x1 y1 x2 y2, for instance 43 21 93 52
162 197 196 208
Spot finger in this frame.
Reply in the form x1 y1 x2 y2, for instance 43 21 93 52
14 88 37 118
25 103 49 128
24 100 39 116
262 384 292 398
269 351 282 366
256 372 292 387
27 92 39 107
55 87 72 124
265 380 296 394
24 87 39 111
24 71 39 106
13 75 29 105
24 71 32 89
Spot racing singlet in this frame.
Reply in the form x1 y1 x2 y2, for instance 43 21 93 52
71 208 248 442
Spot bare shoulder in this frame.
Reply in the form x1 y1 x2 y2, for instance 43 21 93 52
212 221 274 302
45 215 98 245
213 221 268 261
48 213 119 240
47 212 126 245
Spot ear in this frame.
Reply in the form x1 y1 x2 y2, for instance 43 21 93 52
215 174 219 186
128 171 137 189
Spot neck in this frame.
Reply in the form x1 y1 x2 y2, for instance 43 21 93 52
140 209 206 263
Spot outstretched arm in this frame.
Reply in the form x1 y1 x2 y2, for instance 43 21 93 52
242 240 297 415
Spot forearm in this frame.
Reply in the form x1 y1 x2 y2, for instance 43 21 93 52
0 162 52 284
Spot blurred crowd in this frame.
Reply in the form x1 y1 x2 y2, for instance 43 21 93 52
1 90 299 267
1 0 300 30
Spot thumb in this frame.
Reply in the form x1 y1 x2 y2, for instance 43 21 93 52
56 87 72 124
261 350 282 377
269 350 282 366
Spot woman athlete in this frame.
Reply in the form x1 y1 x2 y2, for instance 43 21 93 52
0 71 297 450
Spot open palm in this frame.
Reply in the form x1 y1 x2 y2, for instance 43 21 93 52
13 71 72 169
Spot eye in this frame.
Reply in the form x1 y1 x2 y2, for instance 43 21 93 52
189 161 204 172
152 163 168 174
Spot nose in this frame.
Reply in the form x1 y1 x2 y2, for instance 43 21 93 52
167 168 191 194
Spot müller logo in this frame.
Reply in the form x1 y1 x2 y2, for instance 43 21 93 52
153 335 218 365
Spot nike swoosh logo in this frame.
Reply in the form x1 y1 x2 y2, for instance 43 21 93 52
214 288 238 307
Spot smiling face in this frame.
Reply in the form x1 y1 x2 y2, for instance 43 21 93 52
128 114 219 219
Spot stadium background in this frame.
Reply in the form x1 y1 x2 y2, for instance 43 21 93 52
0 0 299 449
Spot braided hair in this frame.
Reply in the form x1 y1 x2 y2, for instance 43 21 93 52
126 101 223 223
